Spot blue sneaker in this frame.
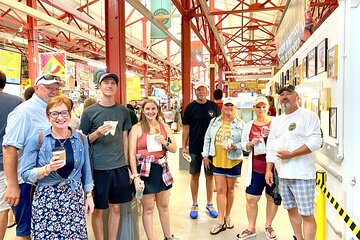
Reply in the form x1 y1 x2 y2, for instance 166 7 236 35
189 204 198 219
206 203 218 218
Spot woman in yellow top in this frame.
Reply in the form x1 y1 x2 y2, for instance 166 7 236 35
202 97 245 235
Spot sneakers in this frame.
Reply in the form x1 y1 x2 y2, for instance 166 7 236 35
189 204 198 219
206 203 218 218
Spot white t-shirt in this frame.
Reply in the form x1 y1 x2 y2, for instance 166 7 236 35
266 107 322 179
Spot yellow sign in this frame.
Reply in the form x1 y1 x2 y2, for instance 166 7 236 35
0 49 22 84
126 76 142 102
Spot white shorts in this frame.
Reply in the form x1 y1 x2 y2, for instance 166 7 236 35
0 171 11 212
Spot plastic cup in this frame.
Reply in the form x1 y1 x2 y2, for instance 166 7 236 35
52 147 66 165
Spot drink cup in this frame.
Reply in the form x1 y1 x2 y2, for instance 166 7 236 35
52 147 66 166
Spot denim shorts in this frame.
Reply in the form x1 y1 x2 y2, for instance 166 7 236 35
246 171 275 196
279 178 316 216
213 162 242 178
93 166 132 209
12 183 34 236
189 153 213 175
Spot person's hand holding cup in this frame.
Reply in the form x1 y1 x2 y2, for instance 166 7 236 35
50 147 66 170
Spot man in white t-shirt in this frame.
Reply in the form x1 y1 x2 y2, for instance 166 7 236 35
265 85 322 240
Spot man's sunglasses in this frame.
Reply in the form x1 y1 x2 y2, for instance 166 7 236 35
36 74 61 84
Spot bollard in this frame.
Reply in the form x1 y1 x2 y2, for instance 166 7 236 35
316 171 327 240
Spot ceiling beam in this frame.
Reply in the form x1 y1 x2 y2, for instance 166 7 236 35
0 0 105 45
126 0 205 67
197 0 234 71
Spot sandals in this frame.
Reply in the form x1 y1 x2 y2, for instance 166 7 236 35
265 227 277 240
210 223 226 235
236 229 256 240
224 217 234 229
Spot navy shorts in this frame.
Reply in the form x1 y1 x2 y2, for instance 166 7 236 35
246 171 275 196
93 166 132 209
12 183 34 237
213 162 242 178
189 153 213 175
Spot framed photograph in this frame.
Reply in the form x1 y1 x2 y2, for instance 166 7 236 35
302 57 307 79
294 65 300 86
307 47 317 78
289 67 294 85
317 38 328 74
293 58 298 69
298 64 303 85
280 72 285 87
311 98 320 118
329 107 337 138
327 44 338 79
275 82 280 94
285 70 290 85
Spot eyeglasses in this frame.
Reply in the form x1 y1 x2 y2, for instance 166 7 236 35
279 92 295 97
48 110 69 118
36 74 61 85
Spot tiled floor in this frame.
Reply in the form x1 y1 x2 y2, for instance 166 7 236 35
4 131 294 240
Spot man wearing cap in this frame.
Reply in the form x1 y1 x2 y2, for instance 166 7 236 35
265 85 322 240
0 70 23 240
79 73 132 240
182 82 221 219
2 73 62 239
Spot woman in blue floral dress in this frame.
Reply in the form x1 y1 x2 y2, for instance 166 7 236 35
21 96 94 239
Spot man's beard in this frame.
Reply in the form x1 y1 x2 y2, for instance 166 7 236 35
281 102 291 110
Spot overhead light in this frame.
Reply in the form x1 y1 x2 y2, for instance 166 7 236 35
18 26 23 33
87 61 106 69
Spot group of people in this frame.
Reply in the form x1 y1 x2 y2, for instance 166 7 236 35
182 82 322 240
0 68 322 240
0 71 179 240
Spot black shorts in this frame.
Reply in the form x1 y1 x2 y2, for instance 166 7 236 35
189 153 213 175
93 166 132 209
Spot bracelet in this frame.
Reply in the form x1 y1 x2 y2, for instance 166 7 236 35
130 173 140 180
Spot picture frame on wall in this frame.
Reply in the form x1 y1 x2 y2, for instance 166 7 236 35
311 98 320 118
289 67 293 85
294 65 300 86
286 69 290 85
327 44 338 80
329 107 337 138
302 57 307 79
275 82 280 94
298 64 303 85
307 47 317 78
317 38 328 74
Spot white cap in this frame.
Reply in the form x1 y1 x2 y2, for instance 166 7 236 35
253 96 269 106
194 82 208 90
223 97 237 106
35 74 65 87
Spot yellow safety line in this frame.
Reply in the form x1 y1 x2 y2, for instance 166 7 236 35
316 179 360 239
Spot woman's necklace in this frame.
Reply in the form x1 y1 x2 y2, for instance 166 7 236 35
57 138 68 148
54 130 70 147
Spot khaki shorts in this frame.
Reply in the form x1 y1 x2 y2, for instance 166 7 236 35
0 171 11 212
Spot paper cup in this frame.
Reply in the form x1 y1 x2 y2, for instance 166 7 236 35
52 147 66 165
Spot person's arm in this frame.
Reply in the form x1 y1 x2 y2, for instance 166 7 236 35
182 125 190 155
162 123 177 153
3 146 20 206
128 124 141 191
123 131 129 165
265 162 275 186
202 122 213 170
